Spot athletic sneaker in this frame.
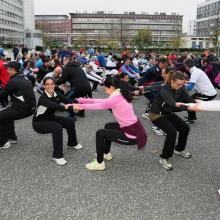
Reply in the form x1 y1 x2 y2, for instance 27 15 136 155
86 159 105 171
151 127 166 136
0 141 12 149
184 117 197 125
159 158 173 170
142 112 150 120
68 144 83 150
9 139 17 144
52 158 67 166
174 150 192 158
104 153 113 161
76 112 85 118
218 189 220 195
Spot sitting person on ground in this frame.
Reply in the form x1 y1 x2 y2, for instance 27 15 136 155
83 65 104 93
184 58 217 124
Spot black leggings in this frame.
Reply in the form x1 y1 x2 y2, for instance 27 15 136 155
33 116 78 158
0 87 8 108
0 107 32 146
152 114 190 159
96 122 137 163
188 93 217 120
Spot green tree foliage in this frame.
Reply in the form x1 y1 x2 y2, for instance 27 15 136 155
133 29 152 49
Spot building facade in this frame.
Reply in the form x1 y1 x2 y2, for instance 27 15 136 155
23 0 43 49
0 0 25 45
35 15 71 42
187 20 196 36
196 0 220 37
0 0 42 48
69 12 183 47
181 36 214 49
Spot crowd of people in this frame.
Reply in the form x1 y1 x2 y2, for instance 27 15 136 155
0 46 219 180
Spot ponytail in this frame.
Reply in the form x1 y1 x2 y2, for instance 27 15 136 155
104 76 133 103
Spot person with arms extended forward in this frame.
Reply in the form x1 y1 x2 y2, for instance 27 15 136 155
0 61 36 149
33 77 82 166
72 76 147 171
184 59 217 124
149 71 195 170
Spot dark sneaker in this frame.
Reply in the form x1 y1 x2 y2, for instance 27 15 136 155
184 117 197 125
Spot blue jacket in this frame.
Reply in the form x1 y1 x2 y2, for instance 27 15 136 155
121 64 140 78
97 54 106 67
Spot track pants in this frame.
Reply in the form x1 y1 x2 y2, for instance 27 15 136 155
0 107 33 146
152 114 190 159
32 116 78 158
188 93 217 120
96 122 137 163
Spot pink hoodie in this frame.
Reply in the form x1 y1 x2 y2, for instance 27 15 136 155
77 90 138 138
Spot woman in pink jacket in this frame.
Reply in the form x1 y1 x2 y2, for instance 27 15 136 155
72 76 147 171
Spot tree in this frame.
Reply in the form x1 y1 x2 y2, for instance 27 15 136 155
169 36 184 50
133 29 152 49
210 30 220 56
74 36 87 48
210 30 220 47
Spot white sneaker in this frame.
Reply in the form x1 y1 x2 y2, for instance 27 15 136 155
159 158 173 170
104 153 113 161
68 144 83 150
52 158 67 166
142 113 150 120
153 129 166 136
0 141 12 149
174 150 192 158
218 189 220 196
9 140 17 144
86 159 105 171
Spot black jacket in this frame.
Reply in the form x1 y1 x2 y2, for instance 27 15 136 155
33 91 74 121
150 83 195 115
1 73 36 112
139 65 163 86
56 62 91 93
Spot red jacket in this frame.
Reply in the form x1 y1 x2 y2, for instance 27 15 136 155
0 60 10 88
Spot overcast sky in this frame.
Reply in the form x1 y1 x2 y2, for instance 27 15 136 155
34 0 204 31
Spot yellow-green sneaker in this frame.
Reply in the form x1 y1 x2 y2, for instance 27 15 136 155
86 159 105 171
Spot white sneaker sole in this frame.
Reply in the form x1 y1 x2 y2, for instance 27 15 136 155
159 160 173 170
85 165 105 171
0 143 12 149
52 158 67 166
68 144 83 150
174 151 192 158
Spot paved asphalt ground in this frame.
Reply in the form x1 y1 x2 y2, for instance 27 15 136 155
0 89 219 220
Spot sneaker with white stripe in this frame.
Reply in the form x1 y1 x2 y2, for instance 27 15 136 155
0 141 12 149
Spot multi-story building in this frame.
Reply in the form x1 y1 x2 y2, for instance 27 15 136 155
0 0 25 45
23 0 42 49
69 11 183 47
181 35 214 49
0 0 42 48
187 20 196 36
196 0 220 37
35 15 71 42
